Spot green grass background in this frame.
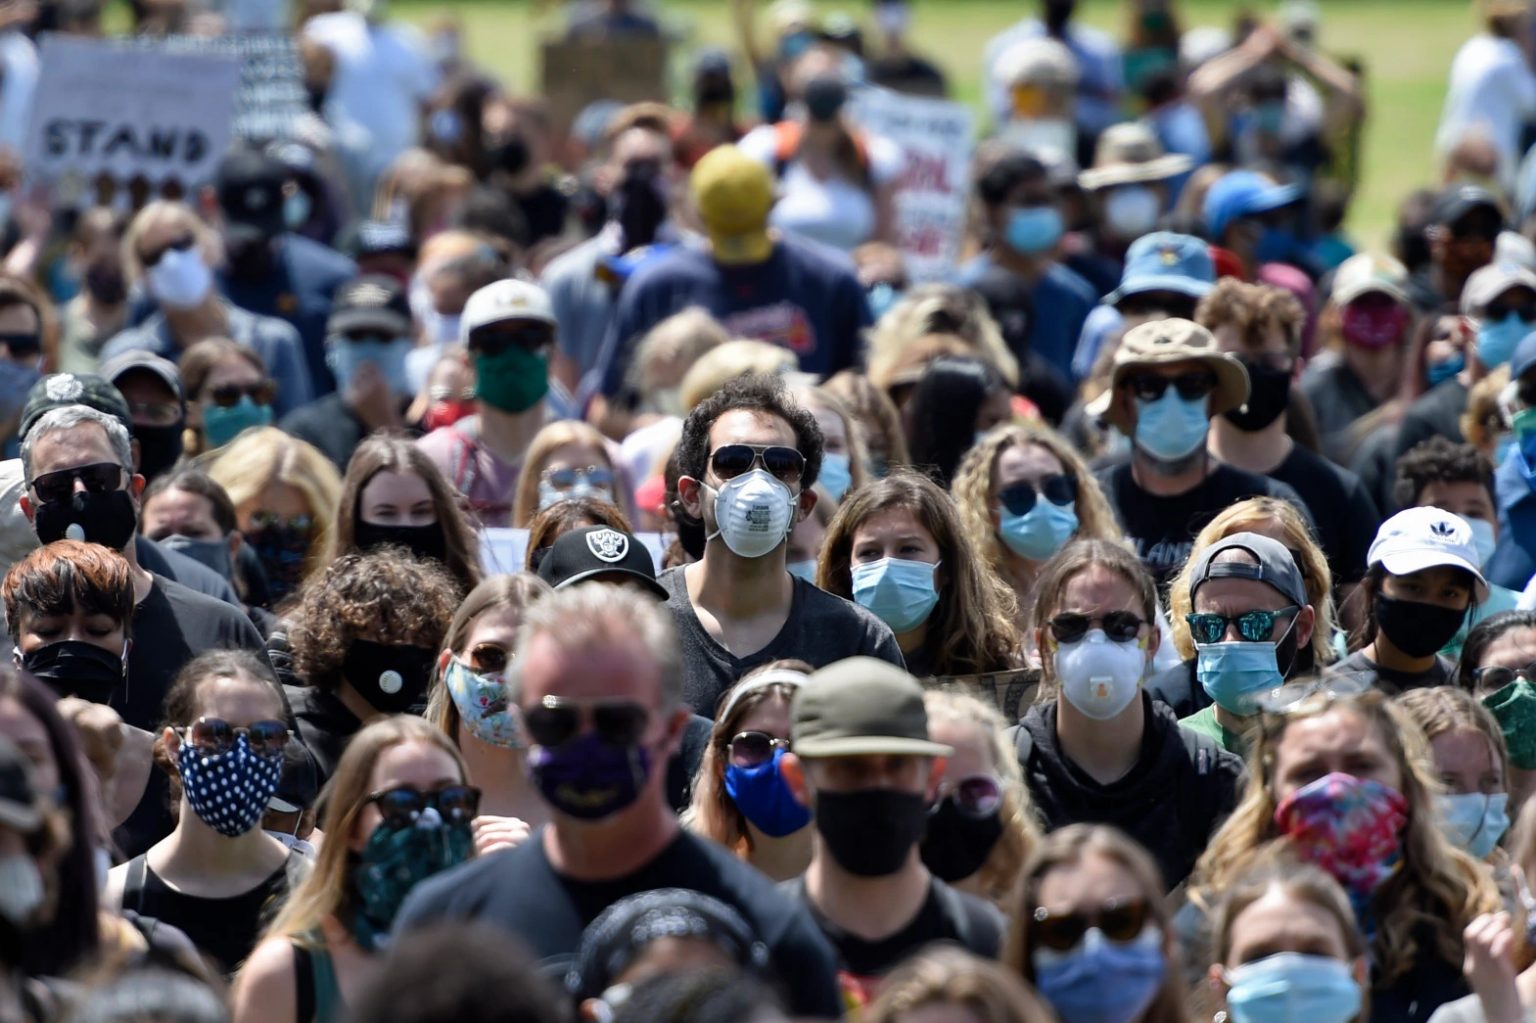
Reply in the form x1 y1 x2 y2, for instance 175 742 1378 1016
389 0 1482 248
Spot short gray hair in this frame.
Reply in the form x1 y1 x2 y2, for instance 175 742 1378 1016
516 583 682 710
21 406 133 484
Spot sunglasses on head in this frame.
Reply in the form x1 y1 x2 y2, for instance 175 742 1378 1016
1471 661 1536 693
31 461 125 505
726 730 791 768
206 380 276 408
367 784 481 830
933 773 1003 819
180 717 290 758
542 466 615 491
708 444 805 485
998 474 1077 517
1047 611 1146 644
141 234 196 268
1129 372 1216 403
468 324 554 357
1031 897 1152 952
524 694 651 749
1185 606 1298 645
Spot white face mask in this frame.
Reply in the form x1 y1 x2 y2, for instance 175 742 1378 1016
0 854 44 925
705 469 796 559
147 245 213 310
1103 185 1162 240
1054 628 1146 720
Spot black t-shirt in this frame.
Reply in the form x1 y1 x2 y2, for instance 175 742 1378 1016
1331 649 1455 693
1301 360 1380 466
659 568 904 716
1096 461 1315 590
394 829 844 1019
1268 443 1380 585
284 684 361 788
277 393 373 471
1393 378 1469 464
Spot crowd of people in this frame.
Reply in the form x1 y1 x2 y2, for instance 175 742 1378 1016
5 0 1536 1020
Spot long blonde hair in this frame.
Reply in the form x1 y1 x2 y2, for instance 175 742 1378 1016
424 574 552 742
1189 691 1498 983
205 427 342 582
509 421 619 528
1166 497 1337 665
866 284 1020 392
1394 686 1510 790
923 689 1040 905
261 716 471 947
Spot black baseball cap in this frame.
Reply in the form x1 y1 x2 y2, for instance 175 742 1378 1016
536 526 666 600
1433 184 1505 229
351 219 417 261
216 150 288 241
327 275 411 337
100 350 184 406
0 735 41 832
20 373 132 438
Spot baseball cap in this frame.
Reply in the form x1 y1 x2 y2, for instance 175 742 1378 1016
20 373 131 438
100 350 184 405
1101 318 1250 433
1331 252 1409 307
1105 232 1215 306
691 146 775 267
460 279 557 342
1188 532 1308 609
536 526 667 601
791 657 953 759
0 735 41 832
327 275 411 337
1077 123 1192 191
1367 507 1489 601
1460 261 1536 316
351 220 417 261
215 150 288 241
1434 183 1505 228
1203 170 1302 239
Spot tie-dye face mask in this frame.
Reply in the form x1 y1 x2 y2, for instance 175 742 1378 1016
1274 772 1407 905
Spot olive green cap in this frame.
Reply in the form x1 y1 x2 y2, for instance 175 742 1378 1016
791 657 953 759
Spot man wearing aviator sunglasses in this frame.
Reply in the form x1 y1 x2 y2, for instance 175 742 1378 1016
393 585 845 1020
668 374 904 714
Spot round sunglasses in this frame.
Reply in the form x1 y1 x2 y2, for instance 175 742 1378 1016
932 773 1003 819
1031 897 1152 952
997 474 1077 517
367 784 481 830
1047 611 1147 645
179 717 290 758
726 730 791 769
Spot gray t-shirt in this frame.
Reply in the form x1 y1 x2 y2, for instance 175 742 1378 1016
659 566 905 716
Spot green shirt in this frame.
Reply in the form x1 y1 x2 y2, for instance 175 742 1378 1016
1180 705 1251 760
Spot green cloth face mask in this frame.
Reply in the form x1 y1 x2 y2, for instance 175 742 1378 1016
474 346 549 413
1484 678 1536 770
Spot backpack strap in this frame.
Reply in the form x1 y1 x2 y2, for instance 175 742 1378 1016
292 942 316 1023
122 854 149 914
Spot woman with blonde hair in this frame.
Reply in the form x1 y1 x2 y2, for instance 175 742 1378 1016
232 716 478 1023
865 945 1056 1023
1187 686 1499 1021
817 471 1022 678
866 283 1020 398
1396 687 1512 862
509 420 623 527
921 689 1040 907
206 427 342 606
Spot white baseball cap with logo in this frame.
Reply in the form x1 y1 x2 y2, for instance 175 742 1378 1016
1366 507 1489 601
459 279 557 343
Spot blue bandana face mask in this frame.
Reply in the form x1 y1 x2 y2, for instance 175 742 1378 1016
999 499 1078 561
724 747 812 838
818 452 853 502
1134 390 1209 462
1004 205 1064 255
851 557 940 633
1438 791 1510 859
177 734 284 838
203 396 273 450
1477 312 1528 370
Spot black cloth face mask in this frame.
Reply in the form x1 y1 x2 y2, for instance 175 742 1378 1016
814 788 928 877
34 490 137 551
919 796 1004 882
21 640 125 704
1223 359 1291 432
354 520 448 566
1373 593 1467 660
341 639 438 715
134 423 184 483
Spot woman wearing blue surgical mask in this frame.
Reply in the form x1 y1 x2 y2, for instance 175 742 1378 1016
179 339 275 459
1396 688 1511 863
817 471 1022 679
793 386 869 505
1209 859 1369 1023
1003 824 1187 1023
683 662 814 882
785 496 833 585
510 421 627 528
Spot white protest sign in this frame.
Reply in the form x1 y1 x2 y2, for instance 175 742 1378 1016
480 528 668 578
23 35 242 189
850 88 976 282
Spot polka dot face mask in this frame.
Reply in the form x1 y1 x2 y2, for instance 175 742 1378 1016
177 733 284 838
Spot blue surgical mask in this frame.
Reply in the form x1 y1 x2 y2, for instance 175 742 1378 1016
1224 952 1362 1023
787 559 819 583
999 499 1078 561
1134 390 1209 461
1427 350 1465 387
1477 312 1528 370
203 396 273 449
818 452 853 502
326 336 413 395
1196 639 1285 715
851 557 940 633
724 747 812 838
1438 791 1510 859
1004 205 1063 255
1468 517 1497 567
1033 926 1166 1023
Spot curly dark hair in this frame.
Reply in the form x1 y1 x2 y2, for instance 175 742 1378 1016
1392 436 1494 512
677 373 823 489
289 549 460 692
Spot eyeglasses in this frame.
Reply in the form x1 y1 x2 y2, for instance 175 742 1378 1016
1486 299 1536 324
179 717 290 758
1128 372 1216 403
998 474 1077 516
205 380 276 408
467 643 509 674
0 331 41 357
933 773 1003 819
30 461 125 504
128 400 182 427
366 784 482 830
1031 897 1152 952
1046 611 1147 644
140 234 196 268
468 323 555 357
523 694 651 749
541 466 615 491
708 444 805 485
726 730 791 768
1471 661 1536 693
1185 606 1300 645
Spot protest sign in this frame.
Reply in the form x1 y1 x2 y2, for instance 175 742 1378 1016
540 37 668 148
120 34 309 144
849 88 976 282
24 35 242 192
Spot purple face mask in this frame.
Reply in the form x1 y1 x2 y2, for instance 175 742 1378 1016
526 732 651 820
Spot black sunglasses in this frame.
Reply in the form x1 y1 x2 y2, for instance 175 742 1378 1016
1117 293 1197 319
206 380 276 408
0 331 40 356
367 784 482 830
140 234 196 268
468 324 554 357
1471 661 1536 694
933 773 1003 819
709 444 805 485
31 461 125 505
1185 606 1299 645
180 717 290 758
1129 372 1216 403
1031 897 1152 952
998 474 1077 516
524 694 651 749
1486 299 1536 323
1047 611 1146 644
727 730 790 768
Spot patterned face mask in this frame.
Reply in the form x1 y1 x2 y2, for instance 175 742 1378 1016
1274 772 1407 906
349 808 474 951
442 656 523 749
177 734 284 838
